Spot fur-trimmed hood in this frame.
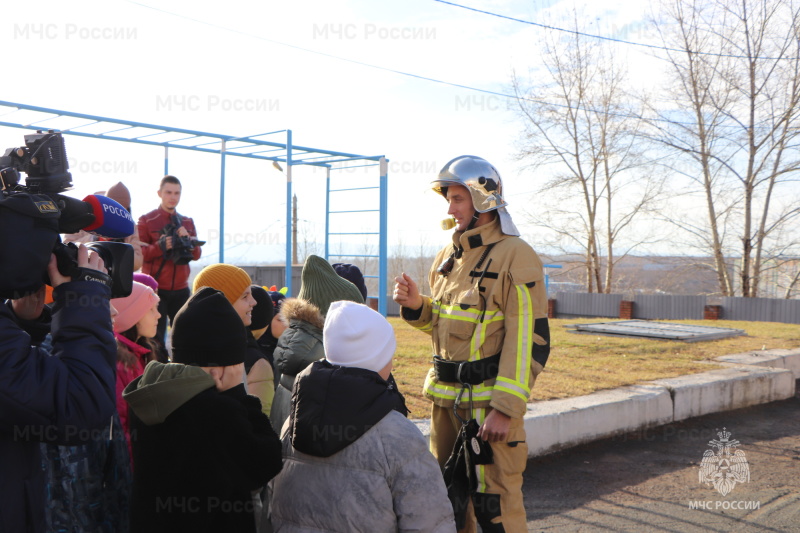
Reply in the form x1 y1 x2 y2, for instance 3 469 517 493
270 298 327 430
279 298 325 330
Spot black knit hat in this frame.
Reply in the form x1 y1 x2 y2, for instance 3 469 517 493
268 290 286 313
171 287 247 367
332 263 368 301
249 285 274 331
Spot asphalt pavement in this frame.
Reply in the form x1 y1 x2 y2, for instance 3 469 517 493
522 387 800 532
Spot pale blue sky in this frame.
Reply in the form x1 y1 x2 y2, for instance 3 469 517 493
2 0 654 265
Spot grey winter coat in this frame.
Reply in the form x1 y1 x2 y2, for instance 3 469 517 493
269 299 325 432
270 361 456 533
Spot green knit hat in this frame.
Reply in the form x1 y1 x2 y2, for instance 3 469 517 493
297 255 364 315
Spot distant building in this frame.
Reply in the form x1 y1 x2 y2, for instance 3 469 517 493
547 281 583 295
542 255 721 296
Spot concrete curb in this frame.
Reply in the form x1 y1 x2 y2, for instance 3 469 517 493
411 349 798 458
714 348 800 380
523 384 673 456
650 365 795 422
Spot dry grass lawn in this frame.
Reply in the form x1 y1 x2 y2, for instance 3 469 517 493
389 317 800 419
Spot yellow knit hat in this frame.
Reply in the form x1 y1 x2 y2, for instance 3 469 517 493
192 263 252 305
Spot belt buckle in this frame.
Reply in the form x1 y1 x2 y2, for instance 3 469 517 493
456 361 468 386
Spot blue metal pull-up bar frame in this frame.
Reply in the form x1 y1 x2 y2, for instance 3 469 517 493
0 101 391 315
323 157 389 315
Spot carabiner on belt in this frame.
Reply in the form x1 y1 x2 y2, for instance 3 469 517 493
453 361 474 425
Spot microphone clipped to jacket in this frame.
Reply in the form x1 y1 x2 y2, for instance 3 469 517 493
441 217 456 230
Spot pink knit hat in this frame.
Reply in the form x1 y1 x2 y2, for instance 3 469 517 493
112 281 160 333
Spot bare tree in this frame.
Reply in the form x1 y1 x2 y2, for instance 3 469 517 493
512 11 661 293
728 1 800 296
753 221 800 297
780 260 800 298
389 235 435 297
648 0 800 296
412 235 436 295
297 219 322 264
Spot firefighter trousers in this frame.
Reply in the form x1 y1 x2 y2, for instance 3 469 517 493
430 403 528 533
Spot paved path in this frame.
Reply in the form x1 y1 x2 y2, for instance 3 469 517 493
523 388 800 532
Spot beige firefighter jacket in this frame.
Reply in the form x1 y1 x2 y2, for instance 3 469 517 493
403 218 548 419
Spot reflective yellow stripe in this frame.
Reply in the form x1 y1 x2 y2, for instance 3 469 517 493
417 322 433 333
410 301 435 332
494 376 530 402
435 303 504 362
425 388 495 401
469 319 484 362
481 313 505 324
514 284 534 387
474 408 488 493
424 378 494 401
441 308 481 321
434 302 503 323
424 296 511 398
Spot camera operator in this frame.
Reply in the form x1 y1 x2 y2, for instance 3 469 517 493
137 175 202 354
1 245 117 533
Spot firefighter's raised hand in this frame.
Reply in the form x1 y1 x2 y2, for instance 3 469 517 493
393 272 422 311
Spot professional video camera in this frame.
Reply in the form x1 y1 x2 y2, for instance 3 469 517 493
160 213 204 266
0 130 134 299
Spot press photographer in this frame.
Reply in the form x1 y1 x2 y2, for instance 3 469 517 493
138 175 203 354
0 131 134 533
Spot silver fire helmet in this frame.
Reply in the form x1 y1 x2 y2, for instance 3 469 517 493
432 155 520 236
432 155 506 213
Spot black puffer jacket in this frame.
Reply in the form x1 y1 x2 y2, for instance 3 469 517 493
124 362 283 533
0 282 116 533
288 360 408 456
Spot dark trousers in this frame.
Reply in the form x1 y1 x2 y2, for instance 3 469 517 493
155 287 190 359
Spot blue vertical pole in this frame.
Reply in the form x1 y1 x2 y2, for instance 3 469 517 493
285 131 293 297
324 166 330 261
219 141 226 263
542 265 561 295
379 157 388 316
164 146 169 175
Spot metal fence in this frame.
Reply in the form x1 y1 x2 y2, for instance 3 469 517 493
553 292 623 318
249 278 800 324
633 294 706 320
386 298 402 317
722 297 800 324
241 265 302 296
548 292 800 324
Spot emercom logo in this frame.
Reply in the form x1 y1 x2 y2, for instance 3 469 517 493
699 428 750 496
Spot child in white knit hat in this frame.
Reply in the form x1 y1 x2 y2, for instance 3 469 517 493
270 301 456 533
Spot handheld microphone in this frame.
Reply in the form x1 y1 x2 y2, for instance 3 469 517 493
441 217 456 230
57 194 135 239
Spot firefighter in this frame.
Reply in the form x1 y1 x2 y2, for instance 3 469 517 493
393 155 550 533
